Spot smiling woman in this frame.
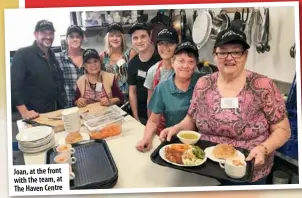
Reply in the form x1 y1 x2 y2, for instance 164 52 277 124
160 27 291 186
100 23 137 97
73 48 124 107
136 40 202 153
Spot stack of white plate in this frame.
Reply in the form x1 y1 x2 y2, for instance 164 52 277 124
16 126 55 153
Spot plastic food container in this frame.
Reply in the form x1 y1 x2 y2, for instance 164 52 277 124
84 113 123 139
81 107 121 121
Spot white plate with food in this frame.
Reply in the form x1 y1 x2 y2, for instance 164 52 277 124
58 132 90 145
159 143 207 167
204 144 246 163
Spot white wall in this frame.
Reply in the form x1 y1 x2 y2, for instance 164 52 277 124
5 9 71 51
5 6 296 84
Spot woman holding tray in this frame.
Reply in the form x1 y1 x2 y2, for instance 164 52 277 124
73 48 124 107
136 40 202 152
159 28 291 185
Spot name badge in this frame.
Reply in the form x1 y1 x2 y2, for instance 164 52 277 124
117 59 126 67
221 97 239 109
137 70 146 78
95 82 103 92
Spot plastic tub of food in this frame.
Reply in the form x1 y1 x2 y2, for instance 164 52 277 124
84 113 123 139
81 106 121 121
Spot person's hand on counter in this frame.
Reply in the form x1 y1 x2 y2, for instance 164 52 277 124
76 98 87 108
100 97 111 106
136 137 152 152
17 105 39 120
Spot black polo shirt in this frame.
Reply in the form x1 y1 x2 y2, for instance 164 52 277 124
11 41 66 113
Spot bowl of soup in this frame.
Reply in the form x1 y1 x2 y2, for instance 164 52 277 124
177 130 201 145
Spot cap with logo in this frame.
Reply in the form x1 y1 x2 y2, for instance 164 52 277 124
107 23 124 34
35 20 55 32
214 28 250 49
66 25 84 37
174 40 199 59
156 27 179 44
128 22 151 35
83 49 100 63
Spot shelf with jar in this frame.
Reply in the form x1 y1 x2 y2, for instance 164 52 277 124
70 10 144 33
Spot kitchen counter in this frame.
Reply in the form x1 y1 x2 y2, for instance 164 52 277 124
17 114 220 189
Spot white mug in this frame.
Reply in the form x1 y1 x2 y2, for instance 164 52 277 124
54 153 77 165
219 157 247 179
69 165 76 180
55 144 75 154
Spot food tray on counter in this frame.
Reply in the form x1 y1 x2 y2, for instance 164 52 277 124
46 140 118 189
151 136 254 183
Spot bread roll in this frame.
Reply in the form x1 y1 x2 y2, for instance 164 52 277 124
65 132 83 144
213 143 236 159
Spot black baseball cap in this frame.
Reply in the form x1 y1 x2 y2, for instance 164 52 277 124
128 22 151 35
214 28 250 49
156 27 179 44
107 23 124 34
83 49 100 63
35 20 55 32
66 25 84 37
174 40 199 59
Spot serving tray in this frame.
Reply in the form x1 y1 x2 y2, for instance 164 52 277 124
151 136 254 183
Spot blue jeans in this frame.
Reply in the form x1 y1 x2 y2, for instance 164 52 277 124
218 176 267 186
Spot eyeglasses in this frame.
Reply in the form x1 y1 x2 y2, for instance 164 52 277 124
215 51 245 59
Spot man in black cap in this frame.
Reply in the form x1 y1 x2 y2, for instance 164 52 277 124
127 22 161 125
56 24 85 108
11 19 65 120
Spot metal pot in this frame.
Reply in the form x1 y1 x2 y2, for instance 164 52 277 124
210 12 230 40
172 9 186 42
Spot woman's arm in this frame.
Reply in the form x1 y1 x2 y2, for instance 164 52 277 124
246 77 292 166
174 115 196 131
73 86 81 106
259 78 292 154
261 117 291 154
147 89 153 117
143 113 161 141
110 78 124 105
